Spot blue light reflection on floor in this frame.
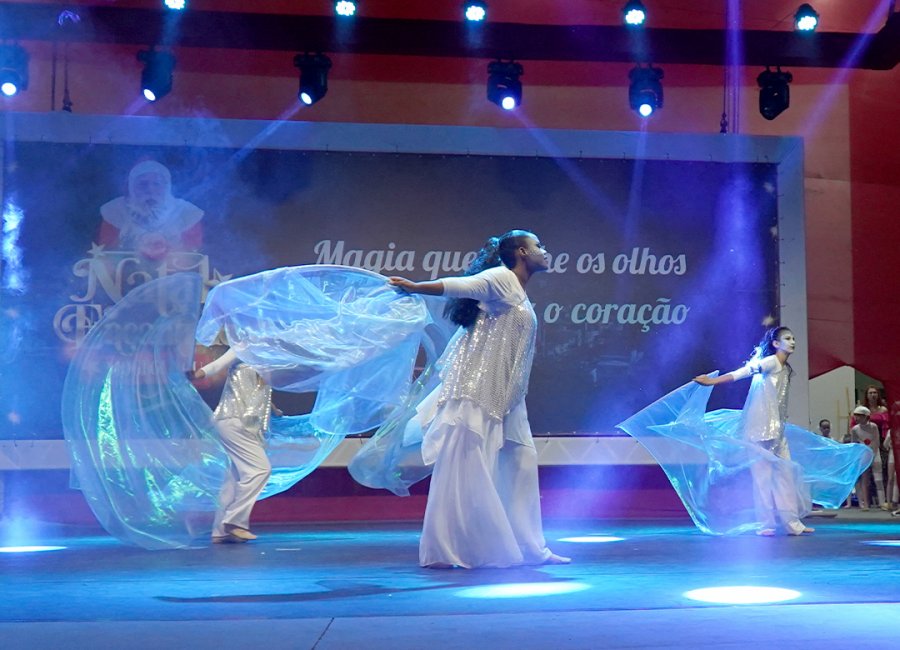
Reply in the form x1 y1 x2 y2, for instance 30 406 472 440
683 586 801 604
861 540 900 547
558 535 624 543
457 582 591 599
0 545 67 553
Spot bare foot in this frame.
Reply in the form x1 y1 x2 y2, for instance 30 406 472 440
543 552 571 565
788 526 815 536
756 528 776 537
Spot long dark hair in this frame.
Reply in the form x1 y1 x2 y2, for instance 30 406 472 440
750 326 791 361
444 229 534 327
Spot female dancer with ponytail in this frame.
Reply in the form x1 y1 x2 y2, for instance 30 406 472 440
389 230 570 568
693 326 815 536
619 326 871 536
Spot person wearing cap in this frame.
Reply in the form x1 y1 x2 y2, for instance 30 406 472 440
844 405 879 510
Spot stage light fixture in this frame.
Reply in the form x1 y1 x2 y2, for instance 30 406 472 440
294 53 332 106
335 1 357 17
0 44 29 98
487 60 523 111
757 66 792 120
794 4 819 32
628 65 663 117
137 49 175 102
622 1 647 27
464 2 487 22
163 0 186 10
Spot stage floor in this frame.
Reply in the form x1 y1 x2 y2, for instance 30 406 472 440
3 512 899 649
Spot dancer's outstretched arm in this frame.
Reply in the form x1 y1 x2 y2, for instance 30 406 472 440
694 355 780 387
388 277 445 295
191 348 238 380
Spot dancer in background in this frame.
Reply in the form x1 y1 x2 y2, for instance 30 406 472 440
389 230 570 568
191 343 278 543
619 326 872 537
693 327 814 535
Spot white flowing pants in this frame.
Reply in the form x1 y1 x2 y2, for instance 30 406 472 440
212 417 271 537
419 407 550 568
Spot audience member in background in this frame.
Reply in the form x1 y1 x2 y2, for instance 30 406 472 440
845 406 879 510
850 386 890 509
818 419 832 439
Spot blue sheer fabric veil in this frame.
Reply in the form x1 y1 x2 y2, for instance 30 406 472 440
617 376 874 535
348 297 459 496
63 266 435 548
61 273 227 550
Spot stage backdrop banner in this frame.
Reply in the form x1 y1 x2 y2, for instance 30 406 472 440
1 116 798 441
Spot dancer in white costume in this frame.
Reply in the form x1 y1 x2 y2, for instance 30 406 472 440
694 326 815 536
192 346 278 543
389 230 570 568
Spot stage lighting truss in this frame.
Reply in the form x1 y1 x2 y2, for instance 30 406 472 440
464 2 488 23
137 49 175 102
487 60 523 111
757 66 793 120
335 1 357 17
628 64 663 117
794 4 819 32
294 53 332 106
0 44 29 98
622 1 647 27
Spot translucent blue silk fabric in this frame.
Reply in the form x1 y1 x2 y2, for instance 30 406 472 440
348 297 459 496
195 265 429 435
617 377 874 535
63 266 435 548
61 274 228 550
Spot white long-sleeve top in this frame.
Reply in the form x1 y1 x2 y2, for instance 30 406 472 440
726 354 791 443
437 265 537 420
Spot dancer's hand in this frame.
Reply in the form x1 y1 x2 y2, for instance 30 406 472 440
388 277 444 296
388 277 417 293
187 368 206 381
693 374 715 386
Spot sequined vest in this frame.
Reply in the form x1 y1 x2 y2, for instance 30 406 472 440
213 363 273 436
438 297 537 420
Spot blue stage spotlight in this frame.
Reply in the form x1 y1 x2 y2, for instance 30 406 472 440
684 586 801 604
464 2 487 22
558 535 624 543
628 64 663 117
294 53 332 106
0 545 66 553
623 1 647 27
487 60 523 110
137 49 175 102
458 582 591 599
335 1 357 17
757 66 792 120
0 44 29 98
163 0 186 9
794 4 819 32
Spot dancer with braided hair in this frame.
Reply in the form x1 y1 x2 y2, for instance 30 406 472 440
390 230 570 568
